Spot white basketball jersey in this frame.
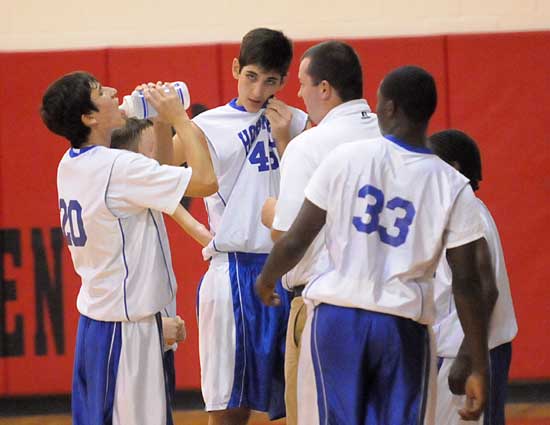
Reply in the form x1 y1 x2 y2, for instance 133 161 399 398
193 99 308 255
57 145 191 322
433 198 518 356
273 99 381 289
303 136 484 324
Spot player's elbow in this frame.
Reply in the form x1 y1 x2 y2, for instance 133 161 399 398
201 173 218 196
185 174 218 197
271 229 284 242
485 282 499 311
197 179 218 197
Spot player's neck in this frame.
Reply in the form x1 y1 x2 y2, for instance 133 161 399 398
385 123 428 150
84 129 112 148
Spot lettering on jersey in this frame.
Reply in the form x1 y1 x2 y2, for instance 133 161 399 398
352 184 416 247
237 115 271 155
0 228 65 357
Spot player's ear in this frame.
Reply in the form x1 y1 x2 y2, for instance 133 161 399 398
278 75 287 89
384 99 396 119
319 80 331 100
81 113 97 128
232 58 241 80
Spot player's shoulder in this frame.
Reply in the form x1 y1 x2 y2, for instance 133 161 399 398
60 145 124 164
286 123 325 150
430 154 470 184
193 103 231 124
287 105 308 134
323 136 386 166
475 198 498 231
109 148 160 174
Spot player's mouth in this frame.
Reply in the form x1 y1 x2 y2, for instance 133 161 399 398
248 98 263 107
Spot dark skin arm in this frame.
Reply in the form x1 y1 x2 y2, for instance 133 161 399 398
446 237 493 421
448 236 499 396
255 199 326 306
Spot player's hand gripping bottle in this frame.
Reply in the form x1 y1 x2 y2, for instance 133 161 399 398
119 82 191 119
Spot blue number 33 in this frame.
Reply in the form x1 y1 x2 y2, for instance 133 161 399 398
352 184 416 247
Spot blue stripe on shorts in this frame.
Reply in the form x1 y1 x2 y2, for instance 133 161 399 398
227 252 291 420
155 313 174 425
72 315 122 425
311 305 430 425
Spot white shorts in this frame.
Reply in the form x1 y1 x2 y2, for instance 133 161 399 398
197 252 290 419
72 313 171 425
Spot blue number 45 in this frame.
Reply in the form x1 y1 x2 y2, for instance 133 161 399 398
249 140 279 172
352 184 416 247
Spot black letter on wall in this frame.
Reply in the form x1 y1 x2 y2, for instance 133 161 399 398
0 229 24 357
32 228 65 355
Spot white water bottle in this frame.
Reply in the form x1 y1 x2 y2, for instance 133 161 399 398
119 81 191 119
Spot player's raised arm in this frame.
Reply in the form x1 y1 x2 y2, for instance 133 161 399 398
169 204 213 247
145 84 217 197
255 198 326 306
446 237 494 421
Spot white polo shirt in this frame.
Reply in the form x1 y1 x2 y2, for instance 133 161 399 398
272 99 381 289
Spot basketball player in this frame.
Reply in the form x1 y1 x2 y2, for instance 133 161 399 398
256 66 491 425
40 72 217 425
163 28 308 425
429 129 518 425
260 41 381 425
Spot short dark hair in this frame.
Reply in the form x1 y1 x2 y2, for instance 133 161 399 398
238 28 293 77
40 71 99 148
111 118 153 152
380 65 437 125
302 41 363 102
429 129 483 191
190 103 208 118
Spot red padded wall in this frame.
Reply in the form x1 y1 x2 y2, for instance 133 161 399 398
446 31 550 379
0 31 549 397
0 50 108 395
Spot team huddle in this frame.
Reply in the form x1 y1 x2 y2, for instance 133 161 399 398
40 27 517 425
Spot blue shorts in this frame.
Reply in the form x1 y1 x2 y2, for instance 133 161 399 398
436 342 512 425
310 305 431 425
485 342 512 425
197 252 291 419
72 313 173 425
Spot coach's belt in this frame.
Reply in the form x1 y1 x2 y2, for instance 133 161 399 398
292 285 306 297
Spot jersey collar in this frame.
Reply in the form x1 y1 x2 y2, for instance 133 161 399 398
384 135 432 154
69 145 98 158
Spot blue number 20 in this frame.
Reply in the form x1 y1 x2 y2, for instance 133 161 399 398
352 184 416 247
59 198 87 247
